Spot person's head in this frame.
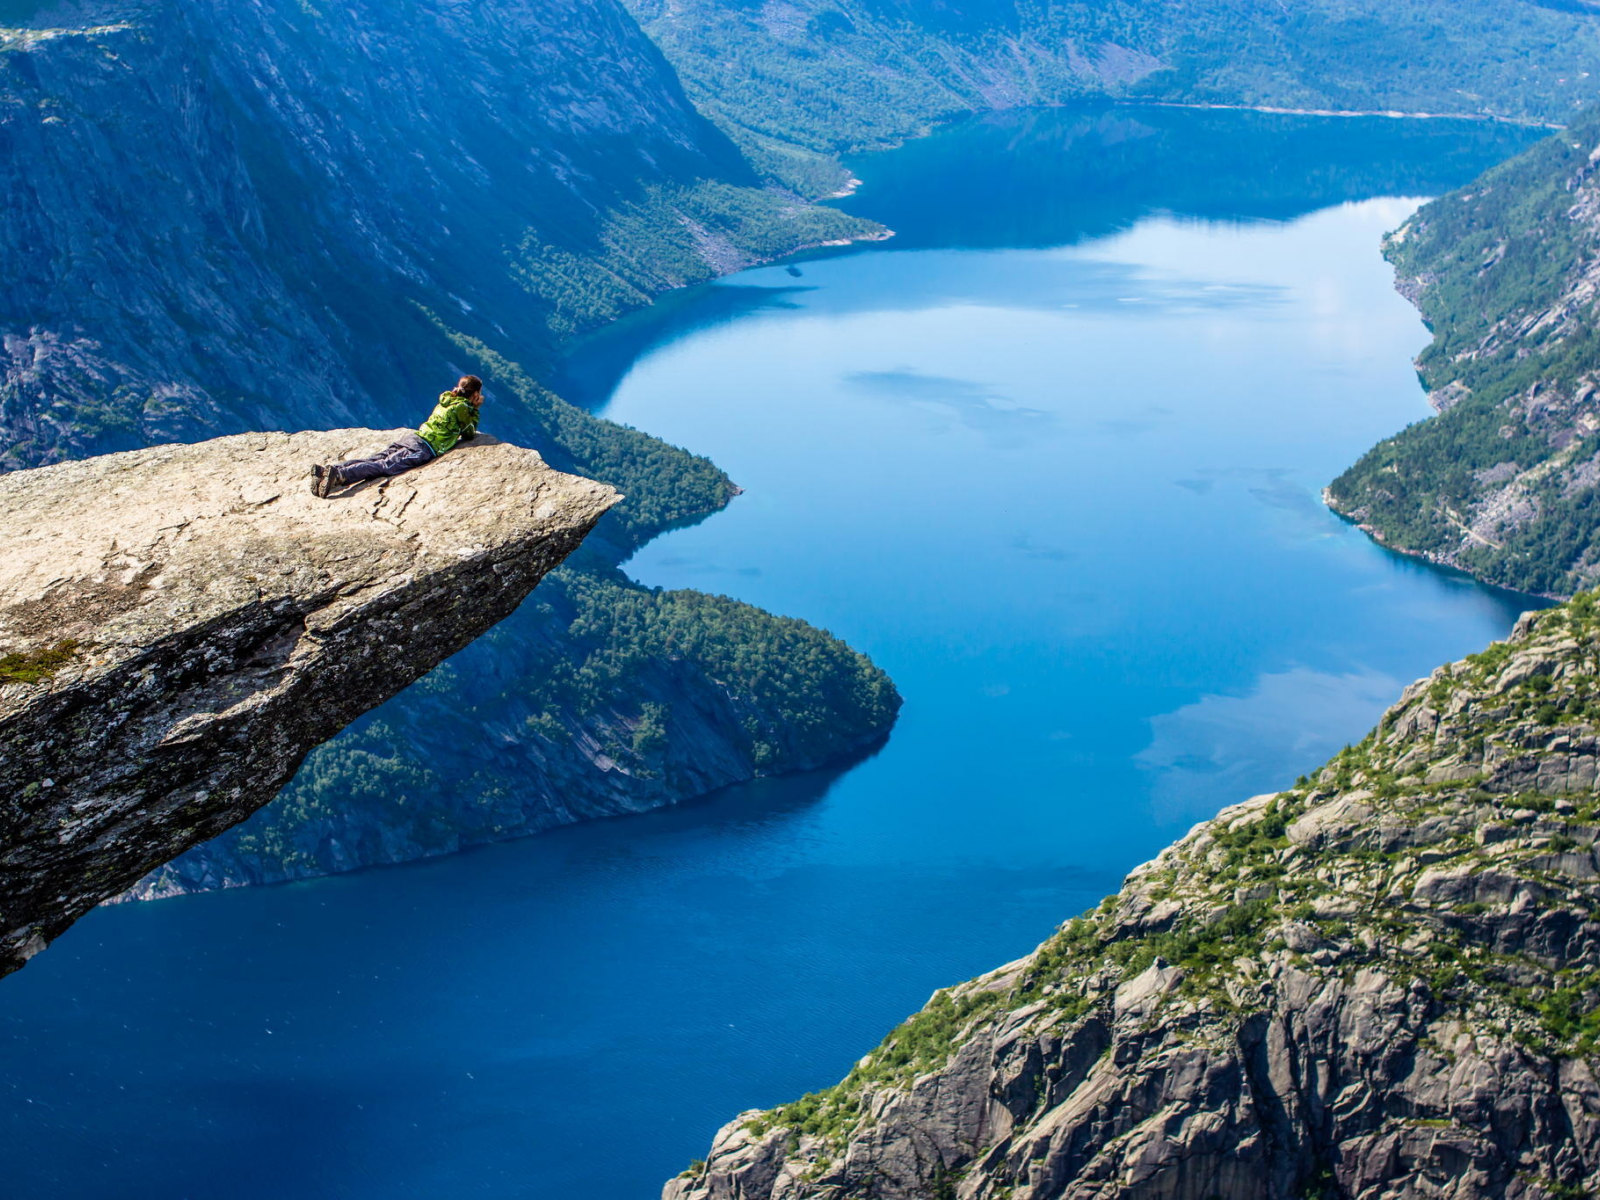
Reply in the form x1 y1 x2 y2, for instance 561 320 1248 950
452 375 484 404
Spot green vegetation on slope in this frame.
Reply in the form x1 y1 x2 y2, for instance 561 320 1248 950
180 565 901 883
1329 109 1600 596
532 567 899 765
509 179 879 341
0 639 79 684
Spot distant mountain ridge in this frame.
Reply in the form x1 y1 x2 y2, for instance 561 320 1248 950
625 0 1600 193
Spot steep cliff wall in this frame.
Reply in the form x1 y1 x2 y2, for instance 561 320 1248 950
0 0 874 467
0 429 616 976
668 599 1600 1199
1329 109 1600 598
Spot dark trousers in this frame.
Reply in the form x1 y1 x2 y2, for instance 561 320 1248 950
333 432 436 485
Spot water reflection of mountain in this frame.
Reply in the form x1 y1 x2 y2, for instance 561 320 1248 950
832 104 1544 251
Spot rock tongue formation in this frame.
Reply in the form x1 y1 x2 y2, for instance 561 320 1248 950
0 430 616 977
669 602 1600 1199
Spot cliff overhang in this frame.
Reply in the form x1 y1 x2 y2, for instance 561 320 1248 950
0 429 617 977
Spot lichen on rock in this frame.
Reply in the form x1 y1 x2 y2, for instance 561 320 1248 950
0 429 616 977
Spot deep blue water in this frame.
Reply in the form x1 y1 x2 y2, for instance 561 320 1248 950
3 108 1546 1198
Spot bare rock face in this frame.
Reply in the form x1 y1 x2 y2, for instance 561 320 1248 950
668 601 1600 1200
0 429 616 976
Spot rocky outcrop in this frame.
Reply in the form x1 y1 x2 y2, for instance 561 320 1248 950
0 430 616 976
667 601 1600 1199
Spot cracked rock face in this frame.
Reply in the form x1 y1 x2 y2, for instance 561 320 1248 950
0 429 616 976
668 601 1600 1200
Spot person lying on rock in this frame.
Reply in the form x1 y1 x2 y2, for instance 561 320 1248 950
310 375 483 498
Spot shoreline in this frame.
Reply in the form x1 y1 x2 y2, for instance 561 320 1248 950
1320 487 1565 603
1139 99 1563 130
820 98 1563 178
569 94 1526 349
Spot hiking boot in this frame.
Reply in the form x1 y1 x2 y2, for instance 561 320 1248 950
310 464 339 498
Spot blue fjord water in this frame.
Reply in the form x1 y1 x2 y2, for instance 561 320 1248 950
3 108 1547 1197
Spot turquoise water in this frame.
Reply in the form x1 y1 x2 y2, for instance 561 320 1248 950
2 108 1546 1198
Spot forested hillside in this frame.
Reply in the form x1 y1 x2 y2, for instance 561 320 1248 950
1329 109 1600 597
131 561 900 896
627 0 1600 193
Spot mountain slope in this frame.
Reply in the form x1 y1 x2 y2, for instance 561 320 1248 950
667 597 1600 1199
0 0 874 468
1329 109 1600 598
626 0 1600 193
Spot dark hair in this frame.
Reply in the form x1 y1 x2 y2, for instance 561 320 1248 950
452 374 483 398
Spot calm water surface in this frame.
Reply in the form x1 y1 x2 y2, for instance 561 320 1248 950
3 109 1545 1198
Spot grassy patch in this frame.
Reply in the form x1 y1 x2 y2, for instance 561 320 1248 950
0 639 81 684
1538 982 1600 1053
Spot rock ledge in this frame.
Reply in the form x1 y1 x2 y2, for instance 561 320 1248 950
0 429 617 975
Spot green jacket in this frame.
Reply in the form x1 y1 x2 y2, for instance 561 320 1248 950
417 391 480 455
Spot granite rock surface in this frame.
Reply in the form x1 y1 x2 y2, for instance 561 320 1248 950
0 429 616 976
